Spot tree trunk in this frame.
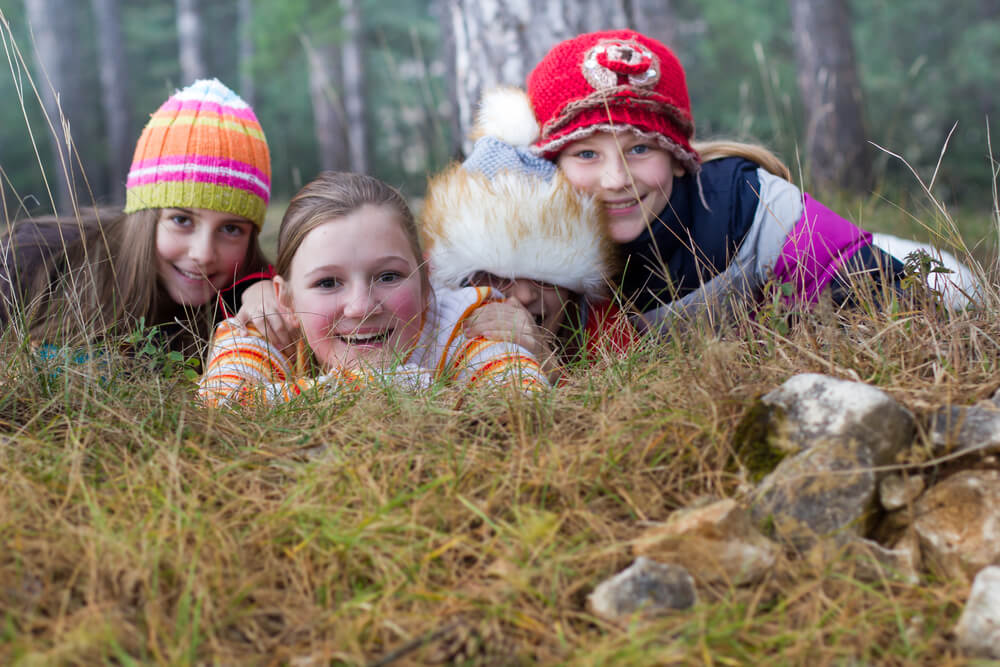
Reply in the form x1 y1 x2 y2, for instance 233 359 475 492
90 0 130 204
176 0 207 83
340 0 368 173
788 0 871 194
627 0 676 49
432 0 463 159
448 0 628 155
303 37 349 172
25 0 81 213
237 0 255 106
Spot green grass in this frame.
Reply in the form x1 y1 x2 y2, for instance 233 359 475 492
3 289 998 664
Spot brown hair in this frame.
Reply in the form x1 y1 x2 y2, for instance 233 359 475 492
692 140 792 181
2 208 269 351
276 171 429 293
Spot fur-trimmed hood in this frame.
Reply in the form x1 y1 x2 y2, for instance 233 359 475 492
421 164 615 300
420 88 616 300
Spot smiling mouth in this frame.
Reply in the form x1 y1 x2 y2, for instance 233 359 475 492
604 196 643 212
174 265 210 282
337 330 393 345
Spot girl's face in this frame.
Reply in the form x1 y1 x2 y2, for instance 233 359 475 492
557 132 684 244
155 208 254 306
274 204 426 371
467 272 571 334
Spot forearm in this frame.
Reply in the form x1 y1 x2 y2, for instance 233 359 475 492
198 320 297 406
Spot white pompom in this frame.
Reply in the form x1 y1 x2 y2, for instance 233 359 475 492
474 87 540 146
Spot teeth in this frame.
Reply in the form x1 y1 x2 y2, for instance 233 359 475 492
177 267 204 280
606 198 641 209
339 331 389 343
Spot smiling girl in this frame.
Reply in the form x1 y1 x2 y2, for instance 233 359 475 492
525 30 922 332
0 79 272 352
198 172 548 406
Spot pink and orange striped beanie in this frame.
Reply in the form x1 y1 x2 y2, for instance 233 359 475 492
124 79 271 229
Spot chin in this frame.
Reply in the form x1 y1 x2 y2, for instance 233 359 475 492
609 221 644 244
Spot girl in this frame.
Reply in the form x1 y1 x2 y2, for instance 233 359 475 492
198 172 548 407
421 88 633 382
0 79 273 354
523 29 946 333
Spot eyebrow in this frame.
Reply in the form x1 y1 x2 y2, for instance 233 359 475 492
302 257 413 278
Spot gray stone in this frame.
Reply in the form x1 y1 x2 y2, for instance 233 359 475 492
588 557 696 622
912 469 1000 582
742 374 916 551
954 566 1000 658
632 499 779 586
930 403 1000 458
843 537 920 584
751 436 881 550
743 373 915 463
878 473 926 511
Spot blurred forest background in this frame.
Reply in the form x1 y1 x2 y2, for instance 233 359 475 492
1 0 997 227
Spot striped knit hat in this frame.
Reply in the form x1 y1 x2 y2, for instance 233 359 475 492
124 79 271 229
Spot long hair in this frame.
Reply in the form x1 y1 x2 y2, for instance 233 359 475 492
2 208 269 351
693 140 792 181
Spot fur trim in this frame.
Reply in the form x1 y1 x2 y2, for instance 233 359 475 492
470 87 540 147
421 166 615 300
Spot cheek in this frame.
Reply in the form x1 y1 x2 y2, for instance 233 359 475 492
154 226 179 263
557 158 594 192
386 285 424 323
218 239 251 275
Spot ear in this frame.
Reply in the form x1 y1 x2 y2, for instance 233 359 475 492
273 276 293 312
673 162 686 178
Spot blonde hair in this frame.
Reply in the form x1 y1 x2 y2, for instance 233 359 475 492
4 208 268 351
692 140 792 181
276 171 429 293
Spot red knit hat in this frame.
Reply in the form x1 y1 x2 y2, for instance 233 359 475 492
527 29 700 174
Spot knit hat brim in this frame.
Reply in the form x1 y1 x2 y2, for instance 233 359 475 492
533 102 700 176
421 167 615 300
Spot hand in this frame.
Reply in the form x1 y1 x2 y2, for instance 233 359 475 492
233 279 298 352
464 298 562 382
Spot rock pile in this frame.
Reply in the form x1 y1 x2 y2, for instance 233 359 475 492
587 372 1000 656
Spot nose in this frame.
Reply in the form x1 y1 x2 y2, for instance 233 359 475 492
342 281 382 319
188 227 216 266
599 153 629 191
508 279 540 308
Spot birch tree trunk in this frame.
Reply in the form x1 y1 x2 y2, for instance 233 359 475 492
25 0 79 212
237 0 255 106
627 0 676 49
91 0 130 204
789 0 871 193
448 0 628 155
304 38 349 172
340 0 368 173
176 0 207 83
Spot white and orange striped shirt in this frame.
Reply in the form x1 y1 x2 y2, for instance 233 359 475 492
198 286 548 406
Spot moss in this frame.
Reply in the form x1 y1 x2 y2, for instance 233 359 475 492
731 400 788 483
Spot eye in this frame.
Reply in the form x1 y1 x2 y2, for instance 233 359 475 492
314 277 341 290
628 144 652 156
375 271 404 285
169 214 192 227
220 223 249 238
574 149 598 160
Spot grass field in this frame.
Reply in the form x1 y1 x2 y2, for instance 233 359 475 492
3 246 1000 664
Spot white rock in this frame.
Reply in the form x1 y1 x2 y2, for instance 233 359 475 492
954 566 1000 657
588 557 696 622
